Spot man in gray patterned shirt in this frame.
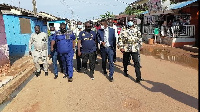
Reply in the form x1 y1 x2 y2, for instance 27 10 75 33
118 17 143 83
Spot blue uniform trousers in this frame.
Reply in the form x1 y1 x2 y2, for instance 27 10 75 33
60 50 74 78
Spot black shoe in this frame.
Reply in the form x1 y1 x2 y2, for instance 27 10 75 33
113 59 116 63
109 77 113 82
68 78 73 82
103 70 107 75
124 72 129 77
83 68 88 74
77 69 81 72
63 74 68 78
90 71 94 80
54 75 58 79
35 71 41 77
45 72 48 76
136 78 144 83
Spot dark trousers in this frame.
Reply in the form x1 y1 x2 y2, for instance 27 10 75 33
113 49 116 62
82 52 96 74
123 52 141 79
101 47 114 77
76 49 82 70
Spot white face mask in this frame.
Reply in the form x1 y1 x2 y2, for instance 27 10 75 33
50 31 55 34
78 25 83 29
101 25 105 29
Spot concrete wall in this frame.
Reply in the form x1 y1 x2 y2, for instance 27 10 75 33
0 14 10 77
2 15 47 56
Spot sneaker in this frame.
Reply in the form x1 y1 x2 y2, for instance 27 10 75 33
68 78 73 82
45 72 48 76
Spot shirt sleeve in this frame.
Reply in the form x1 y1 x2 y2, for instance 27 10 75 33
52 34 56 41
78 32 82 40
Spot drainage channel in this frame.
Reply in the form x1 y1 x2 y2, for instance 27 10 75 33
0 73 35 111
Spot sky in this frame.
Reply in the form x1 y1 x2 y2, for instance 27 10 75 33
0 0 136 22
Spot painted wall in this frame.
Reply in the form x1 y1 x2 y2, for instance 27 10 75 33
2 15 47 56
0 14 9 67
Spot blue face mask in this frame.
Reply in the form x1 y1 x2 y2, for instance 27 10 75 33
128 21 134 27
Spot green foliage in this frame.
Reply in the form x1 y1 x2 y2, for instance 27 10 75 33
100 11 115 19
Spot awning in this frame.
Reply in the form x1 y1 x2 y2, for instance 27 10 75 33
167 0 198 10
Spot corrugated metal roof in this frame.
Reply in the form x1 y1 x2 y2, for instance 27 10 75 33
167 0 198 10
0 3 61 20
140 0 198 15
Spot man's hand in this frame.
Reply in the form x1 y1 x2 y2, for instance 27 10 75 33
78 51 81 56
120 48 125 53
29 51 32 56
101 42 106 47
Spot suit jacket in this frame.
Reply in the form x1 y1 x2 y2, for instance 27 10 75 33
97 27 116 49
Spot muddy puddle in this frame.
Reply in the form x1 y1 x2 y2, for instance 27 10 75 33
141 48 198 70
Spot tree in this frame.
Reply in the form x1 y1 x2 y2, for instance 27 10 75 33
100 11 115 19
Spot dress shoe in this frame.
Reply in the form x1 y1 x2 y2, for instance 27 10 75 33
35 71 41 77
63 74 68 78
68 78 73 82
45 72 48 76
103 71 107 75
77 69 81 72
124 72 129 77
136 78 144 83
83 68 88 74
109 77 113 82
54 75 58 79
90 71 94 80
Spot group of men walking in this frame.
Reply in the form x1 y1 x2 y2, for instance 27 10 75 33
29 17 143 83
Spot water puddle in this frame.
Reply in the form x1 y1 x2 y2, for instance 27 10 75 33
0 73 35 111
141 48 198 70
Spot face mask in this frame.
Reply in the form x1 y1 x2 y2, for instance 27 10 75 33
101 25 105 29
50 31 55 35
78 25 83 29
128 21 134 27
85 26 91 32
60 28 66 33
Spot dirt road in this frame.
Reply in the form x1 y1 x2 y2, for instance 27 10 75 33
2 49 198 112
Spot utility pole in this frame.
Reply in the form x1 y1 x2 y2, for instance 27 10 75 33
32 0 37 15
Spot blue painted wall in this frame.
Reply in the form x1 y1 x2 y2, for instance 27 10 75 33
3 15 47 56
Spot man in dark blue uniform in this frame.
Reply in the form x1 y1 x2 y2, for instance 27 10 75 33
78 21 97 80
51 23 76 82
97 19 116 82
48 26 63 79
